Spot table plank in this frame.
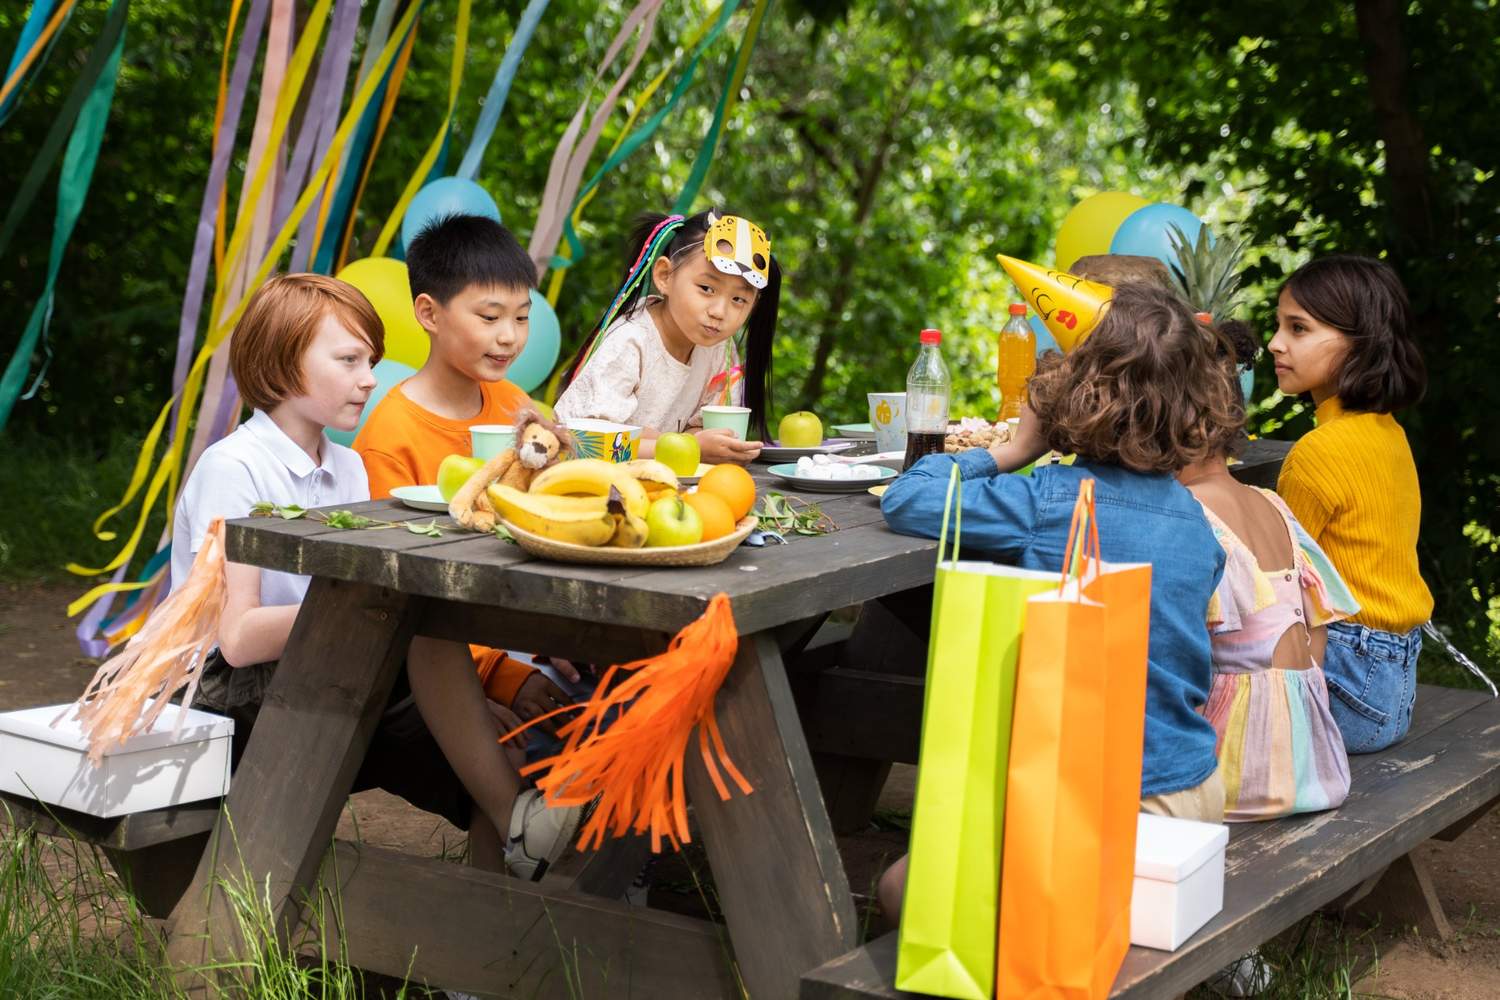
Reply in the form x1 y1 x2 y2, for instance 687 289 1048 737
311 840 739 998
165 579 415 985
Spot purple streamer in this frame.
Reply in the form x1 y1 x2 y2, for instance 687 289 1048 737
275 0 361 244
166 0 270 441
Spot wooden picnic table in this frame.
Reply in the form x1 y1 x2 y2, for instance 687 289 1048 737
161 438 1292 998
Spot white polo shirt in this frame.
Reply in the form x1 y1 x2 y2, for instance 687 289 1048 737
170 409 370 606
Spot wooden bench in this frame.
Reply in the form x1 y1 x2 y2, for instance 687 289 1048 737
0 791 219 917
799 683 1500 998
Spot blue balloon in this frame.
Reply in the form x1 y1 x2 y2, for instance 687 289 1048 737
400 177 502 251
1239 367 1255 407
508 290 562 394
1029 314 1059 356
1108 203 1204 268
327 357 416 447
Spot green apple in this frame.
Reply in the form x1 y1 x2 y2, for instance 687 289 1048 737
645 495 704 547
437 454 486 502
654 431 701 477
778 411 823 447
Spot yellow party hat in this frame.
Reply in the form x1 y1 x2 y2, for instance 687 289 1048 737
997 255 1114 353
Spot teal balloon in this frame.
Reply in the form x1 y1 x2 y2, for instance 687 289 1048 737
1109 203 1204 268
1240 367 1255 407
508 290 561 393
327 357 415 447
400 177 502 250
1029 314 1059 356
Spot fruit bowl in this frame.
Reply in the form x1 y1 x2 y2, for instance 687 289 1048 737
501 515 758 567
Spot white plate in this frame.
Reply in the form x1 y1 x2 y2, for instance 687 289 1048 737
756 439 859 463
766 463 897 493
677 462 713 485
390 485 448 512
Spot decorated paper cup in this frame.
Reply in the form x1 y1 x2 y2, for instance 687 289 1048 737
567 419 642 463
868 392 907 454
470 424 515 461
701 405 751 440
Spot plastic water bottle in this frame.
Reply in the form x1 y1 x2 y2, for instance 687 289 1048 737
904 329 950 469
997 303 1036 421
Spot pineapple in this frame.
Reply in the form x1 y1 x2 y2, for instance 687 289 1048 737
1167 223 1249 319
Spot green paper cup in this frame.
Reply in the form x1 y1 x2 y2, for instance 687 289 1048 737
470 424 515 461
701 405 751 440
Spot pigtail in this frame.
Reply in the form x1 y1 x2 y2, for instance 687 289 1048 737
741 256 780 443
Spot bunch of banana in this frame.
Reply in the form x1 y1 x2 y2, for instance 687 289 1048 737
491 459 680 549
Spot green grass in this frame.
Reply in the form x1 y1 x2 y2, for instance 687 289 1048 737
0 430 171 585
0 818 416 999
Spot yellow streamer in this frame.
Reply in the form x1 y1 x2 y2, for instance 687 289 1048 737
369 0 470 257
210 0 245 278
72 1 422 580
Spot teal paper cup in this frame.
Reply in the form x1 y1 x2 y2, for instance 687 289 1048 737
701 405 751 440
470 424 515 461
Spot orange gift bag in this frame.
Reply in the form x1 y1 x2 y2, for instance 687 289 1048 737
996 480 1151 999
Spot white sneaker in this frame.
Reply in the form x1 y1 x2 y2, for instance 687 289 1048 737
1206 950 1274 997
504 788 583 881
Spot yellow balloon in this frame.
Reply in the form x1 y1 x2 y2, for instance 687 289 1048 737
1054 192 1149 272
997 255 1114 353
335 257 429 369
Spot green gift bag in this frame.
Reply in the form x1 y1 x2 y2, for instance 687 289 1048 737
896 466 1058 1000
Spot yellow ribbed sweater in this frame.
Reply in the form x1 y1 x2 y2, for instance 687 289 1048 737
1277 397 1433 632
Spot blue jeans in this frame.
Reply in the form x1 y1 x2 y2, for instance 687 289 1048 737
1322 622 1423 753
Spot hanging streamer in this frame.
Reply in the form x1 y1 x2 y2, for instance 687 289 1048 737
543 0 742 276
528 0 667 277
273 0 362 237
311 3 422 274
673 0 769 213
0 0 128 432
453 0 550 181
69 0 422 585
0 0 79 117
369 0 471 258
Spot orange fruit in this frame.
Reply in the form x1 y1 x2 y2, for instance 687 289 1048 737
683 491 736 541
698 464 756 520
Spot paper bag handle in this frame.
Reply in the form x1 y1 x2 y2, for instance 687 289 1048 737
937 463 963 569
1059 478 1101 592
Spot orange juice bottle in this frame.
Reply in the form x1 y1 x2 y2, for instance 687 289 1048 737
997 303 1036 421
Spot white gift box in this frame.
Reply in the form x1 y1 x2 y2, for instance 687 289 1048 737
1130 812 1229 951
0 703 232 818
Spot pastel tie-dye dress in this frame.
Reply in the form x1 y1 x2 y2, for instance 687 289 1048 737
1198 490 1360 821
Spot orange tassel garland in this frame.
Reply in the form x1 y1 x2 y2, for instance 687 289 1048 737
510 593 753 852
68 518 229 763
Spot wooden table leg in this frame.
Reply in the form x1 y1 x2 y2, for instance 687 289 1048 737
686 630 859 999
164 579 416 988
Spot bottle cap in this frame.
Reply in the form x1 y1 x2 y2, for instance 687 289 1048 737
919 328 942 345
1008 303 1028 316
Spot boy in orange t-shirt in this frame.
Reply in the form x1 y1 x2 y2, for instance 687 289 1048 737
354 214 572 713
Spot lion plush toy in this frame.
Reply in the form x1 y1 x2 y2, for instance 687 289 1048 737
449 409 574 532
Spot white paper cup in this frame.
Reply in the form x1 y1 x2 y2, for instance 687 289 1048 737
701 405 751 440
868 392 907 455
470 424 515 461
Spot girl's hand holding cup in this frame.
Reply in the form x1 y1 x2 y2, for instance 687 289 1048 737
695 427 763 465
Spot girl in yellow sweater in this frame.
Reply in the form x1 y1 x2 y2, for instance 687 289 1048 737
1270 255 1432 752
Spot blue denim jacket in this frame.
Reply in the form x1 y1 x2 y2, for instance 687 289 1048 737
881 449 1225 797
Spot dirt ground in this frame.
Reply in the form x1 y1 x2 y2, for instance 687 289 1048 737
3 579 1498 998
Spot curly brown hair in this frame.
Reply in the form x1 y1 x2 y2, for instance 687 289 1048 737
1027 284 1244 472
